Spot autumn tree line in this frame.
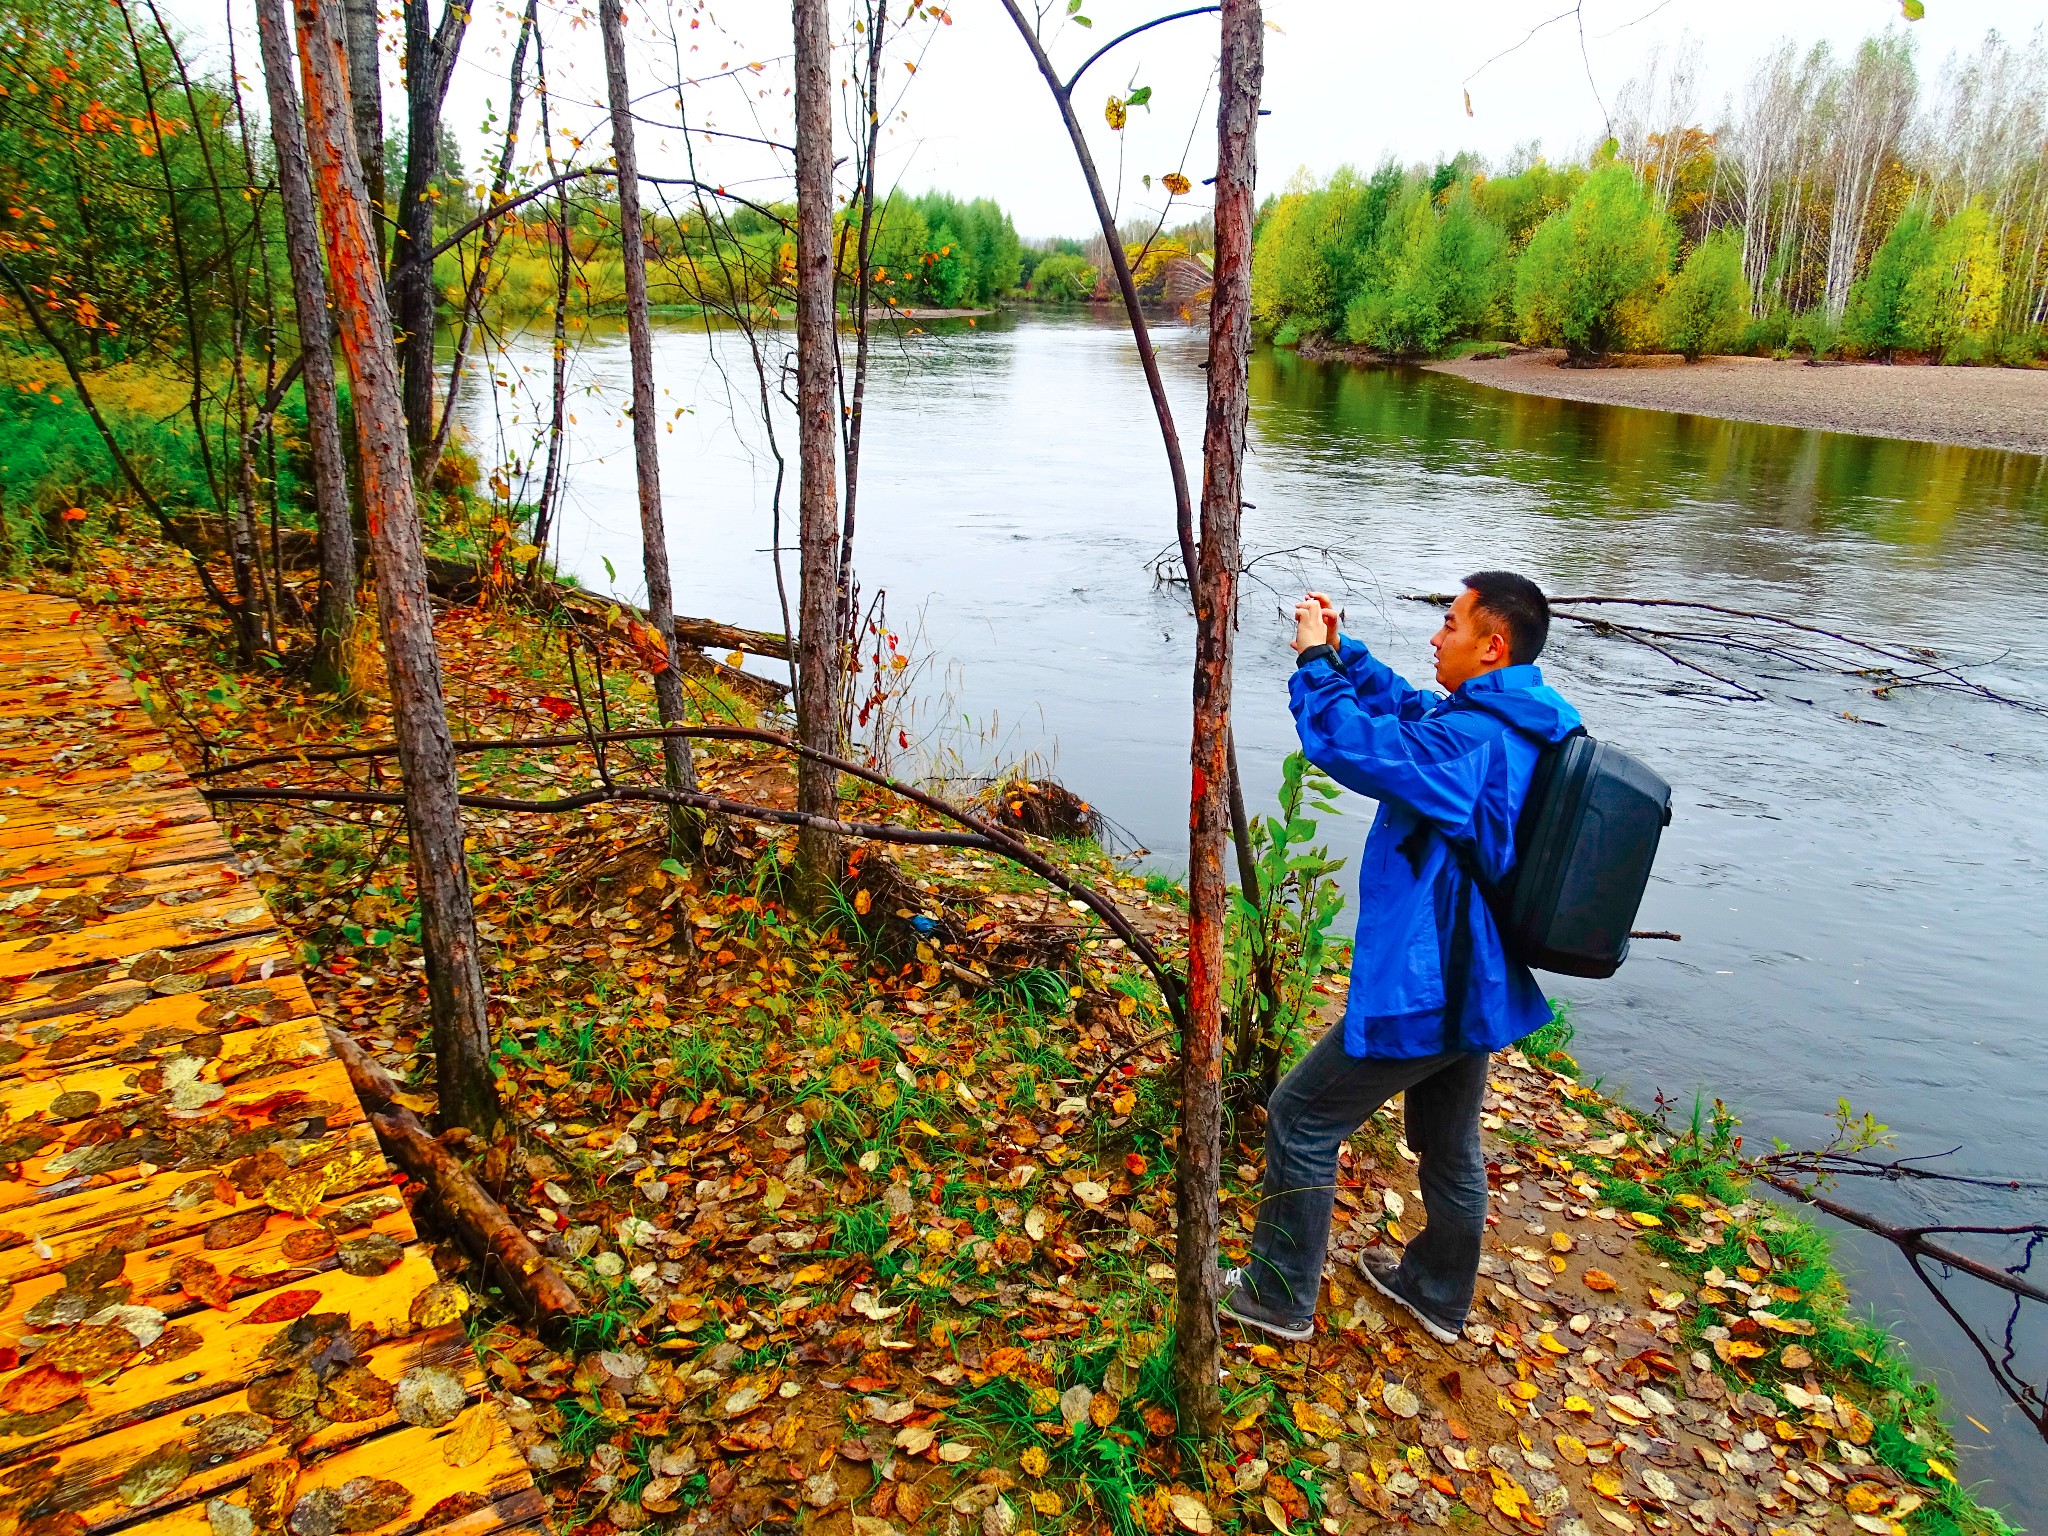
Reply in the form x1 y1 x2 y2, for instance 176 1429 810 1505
1253 28 2048 364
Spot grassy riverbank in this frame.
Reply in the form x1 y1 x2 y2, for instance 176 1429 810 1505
41 526 2015 1536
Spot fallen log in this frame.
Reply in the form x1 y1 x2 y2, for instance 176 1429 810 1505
326 1025 585 1332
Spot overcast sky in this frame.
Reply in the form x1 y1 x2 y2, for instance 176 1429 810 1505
166 0 2044 242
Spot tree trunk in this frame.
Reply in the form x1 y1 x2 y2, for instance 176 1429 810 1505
393 0 468 451
341 0 384 258
418 0 534 492
254 0 357 694
834 0 886 652
791 0 842 902
526 20 572 582
1175 0 1261 1440
599 0 702 854
296 0 500 1136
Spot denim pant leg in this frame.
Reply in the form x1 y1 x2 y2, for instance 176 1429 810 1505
1243 1028 1465 1324
1397 1049 1493 1326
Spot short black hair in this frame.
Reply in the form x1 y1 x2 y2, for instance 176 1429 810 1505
1462 570 1550 665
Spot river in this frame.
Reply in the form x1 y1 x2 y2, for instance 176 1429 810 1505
463 309 2048 1516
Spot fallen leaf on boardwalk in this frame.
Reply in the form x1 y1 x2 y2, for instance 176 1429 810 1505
128 753 170 772
207 1499 255 1536
246 1290 321 1325
393 1366 466 1427
205 1211 269 1251
336 1235 403 1276
0 1363 83 1413
280 1230 337 1263
1169 1494 1213 1534
1582 1269 1618 1292
247 1458 300 1529
407 1282 469 1329
120 1444 193 1506
173 1256 240 1310
319 1365 395 1422
442 1404 498 1467
248 1366 319 1421
40 1323 137 1374
263 1169 332 1219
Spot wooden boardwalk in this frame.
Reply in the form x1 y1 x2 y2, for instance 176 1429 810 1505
0 594 542 1536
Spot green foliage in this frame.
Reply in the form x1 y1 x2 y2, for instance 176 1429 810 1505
1514 164 1674 359
902 192 1025 304
1343 183 1509 355
1905 201 2005 362
1521 1000 1578 1076
1225 752 1347 1103
1475 158 1583 249
1656 229 1750 361
1025 251 1098 303
1844 205 1937 360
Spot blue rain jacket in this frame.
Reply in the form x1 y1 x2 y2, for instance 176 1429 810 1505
1289 635 1583 1059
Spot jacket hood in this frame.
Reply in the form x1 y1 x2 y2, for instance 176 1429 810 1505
1451 664 1582 744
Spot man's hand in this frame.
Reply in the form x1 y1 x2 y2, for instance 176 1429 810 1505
1292 593 1339 653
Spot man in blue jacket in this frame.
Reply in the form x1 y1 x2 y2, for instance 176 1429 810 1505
1220 571 1580 1345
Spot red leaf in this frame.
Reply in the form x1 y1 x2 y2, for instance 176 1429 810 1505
245 1288 321 1324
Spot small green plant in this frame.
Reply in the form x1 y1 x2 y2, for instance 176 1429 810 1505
1225 751 1347 1108
1521 999 1578 1076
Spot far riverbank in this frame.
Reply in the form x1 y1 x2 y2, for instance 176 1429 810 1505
1427 348 2048 456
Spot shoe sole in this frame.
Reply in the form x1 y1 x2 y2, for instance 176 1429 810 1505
1218 1296 1314 1344
1355 1257 1460 1345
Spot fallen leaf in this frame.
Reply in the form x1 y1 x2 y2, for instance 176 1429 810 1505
1582 1269 1618 1292
246 1290 321 1325
1169 1494 1213 1534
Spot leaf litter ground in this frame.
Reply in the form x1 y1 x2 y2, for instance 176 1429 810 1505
57 538 2008 1536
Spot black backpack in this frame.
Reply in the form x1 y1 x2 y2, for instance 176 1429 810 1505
1453 727 1673 979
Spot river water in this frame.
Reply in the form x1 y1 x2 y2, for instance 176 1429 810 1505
465 310 2048 1515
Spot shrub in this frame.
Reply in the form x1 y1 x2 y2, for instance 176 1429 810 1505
1026 252 1097 303
1655 228 1749 361
1345 184 1508 356
1513 163 1673 360
1904 201 2005 363
1735 306 1790 356
1842 206 1935 361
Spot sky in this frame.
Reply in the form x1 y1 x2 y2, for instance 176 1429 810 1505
163 0 2046 242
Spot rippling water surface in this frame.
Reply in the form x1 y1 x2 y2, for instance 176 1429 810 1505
467 311 2048 1515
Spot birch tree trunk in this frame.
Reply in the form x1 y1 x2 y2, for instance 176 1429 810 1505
599 0 701 852
295 0 500 1135
791 0 842 901
254 0 356 694
393 0 468 451
1175 0 1260 1439
341 0 384 257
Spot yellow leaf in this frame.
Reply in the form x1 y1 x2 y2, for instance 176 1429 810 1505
506 543 540 562
726 650 746 667
1536 1331 1570 1355
1923 1457 1954 1483
1032 1491 1062 1516
1020 1446 1048 1478
854 889 872 915
1630 1211 1662 1228
127 752 170 772
1493 1484 1531 1519
1563 1395 1595 1415
442 1404 497 1467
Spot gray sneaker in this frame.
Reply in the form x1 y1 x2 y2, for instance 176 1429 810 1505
1217 1266 1314 1343
1355 1249 1460 1345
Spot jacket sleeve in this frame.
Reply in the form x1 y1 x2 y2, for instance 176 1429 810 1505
1290 658 1494 834
1328 635 1438 721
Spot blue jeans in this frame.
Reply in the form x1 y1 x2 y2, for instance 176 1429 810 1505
1240 1026 1491 1328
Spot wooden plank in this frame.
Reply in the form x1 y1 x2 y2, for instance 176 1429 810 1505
0 593 540 1536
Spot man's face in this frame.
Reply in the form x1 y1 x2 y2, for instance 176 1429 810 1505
1430 589 1512 691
